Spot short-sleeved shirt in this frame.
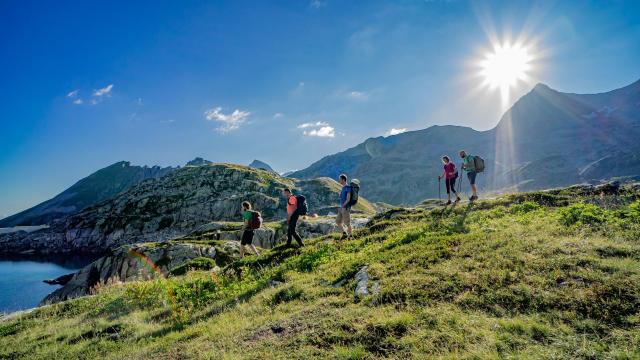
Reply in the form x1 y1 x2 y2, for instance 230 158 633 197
444 163 456 179
340 185 351 207
463 155 476 172
287 195 297 215
242 210 252 229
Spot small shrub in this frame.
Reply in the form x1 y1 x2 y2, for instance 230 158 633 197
170 257 217 276
511 201 540 214
172 278 218 309
558 203 608 226
270 285 304 305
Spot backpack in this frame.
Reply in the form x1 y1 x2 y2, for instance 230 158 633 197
348 180 360 206
295 195 308 215
473 155 485 173
248 210 263 230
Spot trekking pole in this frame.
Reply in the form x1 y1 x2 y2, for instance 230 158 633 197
438 177 442 204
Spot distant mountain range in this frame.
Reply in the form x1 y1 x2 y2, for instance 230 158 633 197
0 162 175 227
291 79 640 204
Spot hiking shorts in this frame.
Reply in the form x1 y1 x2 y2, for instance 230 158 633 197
445 177 457 194
241 230 254 245
467 171 477 185
336 207 351 227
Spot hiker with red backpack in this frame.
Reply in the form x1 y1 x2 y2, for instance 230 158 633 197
240 201 261 257
283 189 305 248
438 156 461 205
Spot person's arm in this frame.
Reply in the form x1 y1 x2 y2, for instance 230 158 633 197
343 192 351 208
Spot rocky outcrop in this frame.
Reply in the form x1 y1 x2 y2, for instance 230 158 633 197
0 164 375 255
40 241 236 305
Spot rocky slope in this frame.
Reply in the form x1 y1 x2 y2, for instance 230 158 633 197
291 79 640 204
0 164 375 255
0 161 176 227
40 241 233 305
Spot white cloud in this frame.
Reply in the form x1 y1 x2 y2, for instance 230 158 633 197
298 121 336 138
386 128 407 136
93 84 113 97
347 90 369 101
72 98 83 105
204 106 251 133
137 97 143 106
298 121 329 129
304 126 335 138
67 90 79 98
273 112 284 119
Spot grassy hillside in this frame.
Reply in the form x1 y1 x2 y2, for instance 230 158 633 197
1 184 640 359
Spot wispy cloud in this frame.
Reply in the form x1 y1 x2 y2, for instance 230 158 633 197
273 112 284 119
204 106 251 133
93 84 113 97
298 121 329 129
310 0 326 8
386 128 407 136
67 90 79 98
72 98 83 105
346 90 369 101
298 121 335 138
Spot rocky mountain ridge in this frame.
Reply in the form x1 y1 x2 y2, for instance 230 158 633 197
0 164 374 255
291 79 640 204
0 161 176 227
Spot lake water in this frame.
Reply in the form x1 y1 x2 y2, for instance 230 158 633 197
0 255 94 314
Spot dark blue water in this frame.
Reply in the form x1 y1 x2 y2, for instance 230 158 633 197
0 256 94 314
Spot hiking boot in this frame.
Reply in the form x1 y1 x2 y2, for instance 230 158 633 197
446 200 452 205
469 195 478 202
455 196 461 202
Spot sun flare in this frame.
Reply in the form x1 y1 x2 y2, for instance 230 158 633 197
479 42 532 105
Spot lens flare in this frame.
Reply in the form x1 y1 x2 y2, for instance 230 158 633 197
479 42 532 107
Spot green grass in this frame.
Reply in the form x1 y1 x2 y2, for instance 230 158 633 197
1 187 640 359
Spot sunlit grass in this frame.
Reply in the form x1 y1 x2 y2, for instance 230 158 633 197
1 188 639 359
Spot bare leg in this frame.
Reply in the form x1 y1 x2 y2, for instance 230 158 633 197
471 184 478 197
347 224 352 237
250 244 260 256
240 245 245 258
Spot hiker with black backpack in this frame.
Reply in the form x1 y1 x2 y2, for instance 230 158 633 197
438 156 461 205
240 201 261 258
459 150 483 202
337 174 356 239
283 189 304 248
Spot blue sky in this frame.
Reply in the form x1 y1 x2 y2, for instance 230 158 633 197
1 0 640 218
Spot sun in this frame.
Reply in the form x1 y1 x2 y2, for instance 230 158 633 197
479 42 532 103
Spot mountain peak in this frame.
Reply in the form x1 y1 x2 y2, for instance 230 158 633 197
186 157 212 167
248 160 275 173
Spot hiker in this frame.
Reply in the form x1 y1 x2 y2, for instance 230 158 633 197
337 174 353 239
459 150 479 201
283 189 304 247
240 201 261 257
439 156 460 205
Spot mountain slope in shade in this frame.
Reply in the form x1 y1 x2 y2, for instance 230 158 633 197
0 162 176 227
248 159 276 173
291 79 640 204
